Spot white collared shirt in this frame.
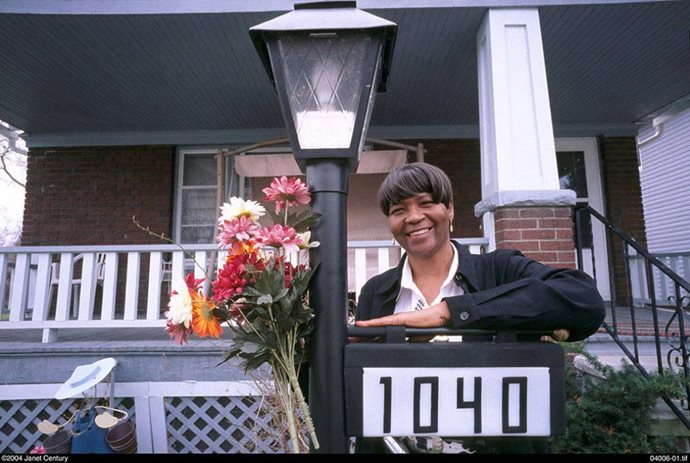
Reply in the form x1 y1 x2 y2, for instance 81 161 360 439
394 244 464 314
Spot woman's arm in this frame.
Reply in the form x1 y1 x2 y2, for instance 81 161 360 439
356 253 605 342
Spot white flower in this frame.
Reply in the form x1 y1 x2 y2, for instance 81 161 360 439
297 231 320 250
219 197 266 223
166 279 193 328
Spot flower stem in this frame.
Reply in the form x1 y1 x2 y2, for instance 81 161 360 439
273 362 300 453
286 362 320 450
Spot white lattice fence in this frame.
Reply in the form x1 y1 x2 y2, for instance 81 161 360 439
165 396 281 453
0 381 285 454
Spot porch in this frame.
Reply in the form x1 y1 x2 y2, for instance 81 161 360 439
0 239 487 340
2 235 690 453
0 239 491 454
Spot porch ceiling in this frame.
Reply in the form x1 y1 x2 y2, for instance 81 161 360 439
0 0 688 146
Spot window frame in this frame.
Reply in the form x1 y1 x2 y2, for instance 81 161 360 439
173 146 241 244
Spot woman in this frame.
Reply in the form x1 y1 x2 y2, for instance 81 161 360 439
353 162 605 454
355 162 605 342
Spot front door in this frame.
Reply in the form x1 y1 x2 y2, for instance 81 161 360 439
555 138 611 301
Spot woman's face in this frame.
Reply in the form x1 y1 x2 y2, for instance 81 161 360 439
387 193 454 260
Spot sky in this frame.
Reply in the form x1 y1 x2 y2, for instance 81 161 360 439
0 148 27 246
0 179 24 220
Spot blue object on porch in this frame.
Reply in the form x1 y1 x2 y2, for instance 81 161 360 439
70 406 115 454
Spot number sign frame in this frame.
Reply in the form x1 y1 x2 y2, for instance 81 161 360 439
344 341 566 438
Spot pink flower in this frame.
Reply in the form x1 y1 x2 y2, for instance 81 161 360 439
254 224 303 254
218 216 260 246
165 317 193 345
262 176 311 214
30 446 46 454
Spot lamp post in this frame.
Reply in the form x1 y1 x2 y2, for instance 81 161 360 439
250 1 396 453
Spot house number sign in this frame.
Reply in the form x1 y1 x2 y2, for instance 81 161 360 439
361 367 551 437
343 340 566 438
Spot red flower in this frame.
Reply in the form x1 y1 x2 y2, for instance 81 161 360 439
283 261 308 288
262 176 311 214
212 255 248 303
184 273 205 292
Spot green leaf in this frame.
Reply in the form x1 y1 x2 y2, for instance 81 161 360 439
273 287 289 302
257 294 273 305
244 352 271 372
240 342 263 354
216 348 242 367
269 208 321 232
251 305 271 319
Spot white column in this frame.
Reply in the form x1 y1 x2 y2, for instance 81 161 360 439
475 8 574 221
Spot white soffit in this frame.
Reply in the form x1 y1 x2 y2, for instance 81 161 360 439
234 150 407 177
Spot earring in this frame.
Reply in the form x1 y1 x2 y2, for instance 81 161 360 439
392 237 396 245
450 224 454 233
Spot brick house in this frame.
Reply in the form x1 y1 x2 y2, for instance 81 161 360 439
1 0 689 454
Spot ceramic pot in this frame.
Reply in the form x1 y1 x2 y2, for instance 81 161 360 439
105 420 136 454
43 430 71 454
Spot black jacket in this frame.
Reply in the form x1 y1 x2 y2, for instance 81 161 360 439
355 241 605 342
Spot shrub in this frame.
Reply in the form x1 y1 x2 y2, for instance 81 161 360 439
550 346 686 454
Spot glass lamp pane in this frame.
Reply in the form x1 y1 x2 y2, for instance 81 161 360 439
277 32 373 149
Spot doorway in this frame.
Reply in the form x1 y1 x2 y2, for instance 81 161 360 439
555 138 611 301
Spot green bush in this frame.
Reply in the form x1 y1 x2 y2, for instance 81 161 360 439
550 345 686 454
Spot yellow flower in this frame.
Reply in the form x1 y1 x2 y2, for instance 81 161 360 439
219 197 266 223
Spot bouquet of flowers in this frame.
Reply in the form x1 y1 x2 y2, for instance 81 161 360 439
164 176 321 452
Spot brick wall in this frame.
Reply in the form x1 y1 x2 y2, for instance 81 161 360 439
600 136 646 304
22 146 175 245
494 207 576 268
20 138 644 303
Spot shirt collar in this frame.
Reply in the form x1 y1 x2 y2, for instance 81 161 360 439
397 243 458 301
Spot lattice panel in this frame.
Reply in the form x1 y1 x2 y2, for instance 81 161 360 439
0 397 135 454
165 396 284 453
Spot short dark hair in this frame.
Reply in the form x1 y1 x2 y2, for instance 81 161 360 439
378 162 454 216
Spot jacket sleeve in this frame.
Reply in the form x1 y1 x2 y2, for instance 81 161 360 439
444 251 606 341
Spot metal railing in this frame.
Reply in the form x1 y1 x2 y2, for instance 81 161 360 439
573 205 690 430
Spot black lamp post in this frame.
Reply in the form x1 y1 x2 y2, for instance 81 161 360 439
250 1 396 453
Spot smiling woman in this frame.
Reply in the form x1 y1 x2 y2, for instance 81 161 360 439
355 162 605 340
353 162 606 454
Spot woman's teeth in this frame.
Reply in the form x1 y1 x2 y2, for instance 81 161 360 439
409 227 431 236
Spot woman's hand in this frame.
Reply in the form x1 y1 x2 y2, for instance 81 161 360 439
349 302 451 343
355 301 452 328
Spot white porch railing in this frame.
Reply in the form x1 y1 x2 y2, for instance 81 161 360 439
628 247 690 307
0 238 488 343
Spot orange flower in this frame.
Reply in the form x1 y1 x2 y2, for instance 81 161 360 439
226 240 256 260
191 291 223 339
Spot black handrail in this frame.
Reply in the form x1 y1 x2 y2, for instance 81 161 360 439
347 327 551 338
577 206 690 293
573 205 690 430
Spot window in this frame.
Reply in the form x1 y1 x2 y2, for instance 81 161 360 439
174 148 241 244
